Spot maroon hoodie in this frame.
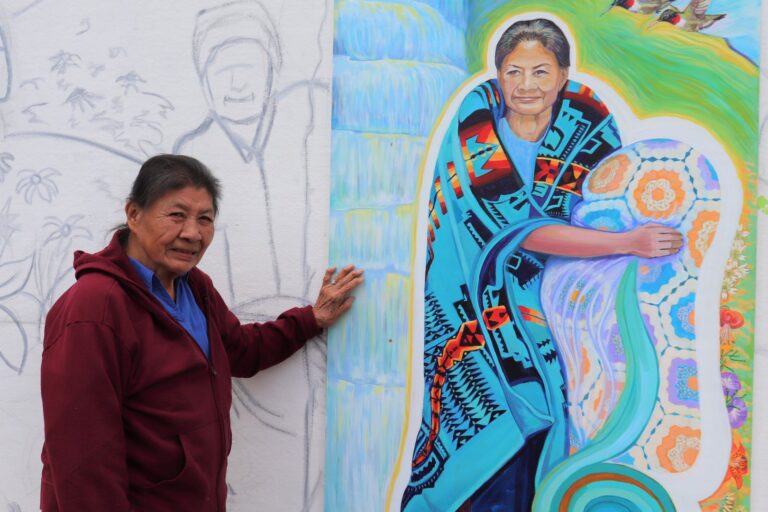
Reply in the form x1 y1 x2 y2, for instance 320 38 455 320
40 231 320 511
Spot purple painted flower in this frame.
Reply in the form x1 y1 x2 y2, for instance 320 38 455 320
721 371 742 397
727 396 748 429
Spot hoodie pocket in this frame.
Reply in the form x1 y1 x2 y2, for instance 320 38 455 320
141 421 218 492
144 434 189 489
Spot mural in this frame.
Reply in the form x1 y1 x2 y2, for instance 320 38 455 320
0 1 332 510
327 1 759 511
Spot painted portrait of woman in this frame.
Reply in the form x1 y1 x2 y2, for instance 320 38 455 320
326 1 757 509
399 16 732 512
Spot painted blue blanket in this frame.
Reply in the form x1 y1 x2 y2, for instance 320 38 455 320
401 79 622 511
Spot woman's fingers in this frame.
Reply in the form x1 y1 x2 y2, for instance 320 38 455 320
637 224 684 258
313 265 364 328
322 267 337 286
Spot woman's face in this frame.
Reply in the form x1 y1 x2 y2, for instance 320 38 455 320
125 186 215 286
497 40 568 117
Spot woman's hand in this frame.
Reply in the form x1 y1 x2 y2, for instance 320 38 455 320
621 223 683 258
313 265 364 329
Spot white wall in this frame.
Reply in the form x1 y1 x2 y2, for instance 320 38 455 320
750 1 768 509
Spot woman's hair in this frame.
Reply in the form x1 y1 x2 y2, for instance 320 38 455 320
127 154 221 214
494 18 571 70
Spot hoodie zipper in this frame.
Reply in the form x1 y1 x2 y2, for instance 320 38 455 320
202 293 227 511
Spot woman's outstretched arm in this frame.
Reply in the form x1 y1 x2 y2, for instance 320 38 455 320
521 223 683 259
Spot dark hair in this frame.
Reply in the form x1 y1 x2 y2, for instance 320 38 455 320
128 154 221 214
495 18 571 70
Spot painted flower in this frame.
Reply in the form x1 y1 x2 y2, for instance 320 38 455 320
721 224 750 302
719 308 744 346
15 168 61 203
728 439 748 489
720 371 742 397
633 169 686 220
687 210 720 268
720 308 744 329
726 396 748 429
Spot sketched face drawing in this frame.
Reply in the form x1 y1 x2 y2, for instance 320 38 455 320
203 39 273 124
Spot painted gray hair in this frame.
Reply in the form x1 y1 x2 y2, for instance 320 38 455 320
495 18 571 70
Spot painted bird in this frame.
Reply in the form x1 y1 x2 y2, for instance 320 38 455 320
607 0 674 15
655 0 726 31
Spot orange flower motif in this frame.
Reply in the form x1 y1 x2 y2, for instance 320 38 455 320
728 438 748 489
588 154 631 194
633 169 686 219
657 425 701 473
688 210 720 268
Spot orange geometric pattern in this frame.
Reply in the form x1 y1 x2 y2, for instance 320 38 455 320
688 210 720 268
460 120 514 189
633 169 687 220
447 162 463 199
588 154 631 195
656 425 701 473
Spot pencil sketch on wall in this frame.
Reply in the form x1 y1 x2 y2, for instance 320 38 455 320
0 1 332 510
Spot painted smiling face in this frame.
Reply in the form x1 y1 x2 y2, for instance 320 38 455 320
202 39 273 124
125 186 215 290
496 39 568 118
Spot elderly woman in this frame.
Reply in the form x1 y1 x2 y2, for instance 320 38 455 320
39 155 362 511
402 19 680 511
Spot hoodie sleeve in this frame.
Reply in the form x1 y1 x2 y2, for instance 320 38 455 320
41 320 132 512
207 285 322 378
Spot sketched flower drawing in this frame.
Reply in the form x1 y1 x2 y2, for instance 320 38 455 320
0 152 13 182
64 87 103 113
49 51 81 74
0 198 20 256
15 168 61 203
42 215 92 245
116 71 146 95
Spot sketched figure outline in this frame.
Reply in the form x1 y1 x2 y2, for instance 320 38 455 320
173 2 331 510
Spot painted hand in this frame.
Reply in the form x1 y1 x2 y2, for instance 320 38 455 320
313 265 364 328
623 223 683 258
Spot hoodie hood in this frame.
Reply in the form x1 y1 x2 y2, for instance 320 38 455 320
72 229 208 327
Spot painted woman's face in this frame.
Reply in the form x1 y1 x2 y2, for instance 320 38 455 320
497 40 568 117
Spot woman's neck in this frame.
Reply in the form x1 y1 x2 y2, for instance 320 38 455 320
506 107 552 142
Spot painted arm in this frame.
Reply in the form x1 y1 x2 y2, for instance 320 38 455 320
521 223 683 258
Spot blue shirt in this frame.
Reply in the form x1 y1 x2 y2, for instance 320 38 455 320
496 114 544 189
129 258 210 358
